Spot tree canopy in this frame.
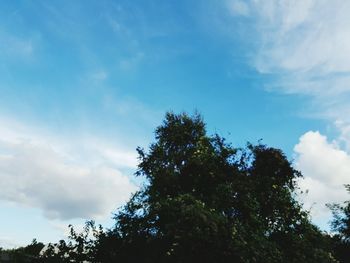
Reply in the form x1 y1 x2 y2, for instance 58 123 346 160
97 112 335 262
8 112 348 262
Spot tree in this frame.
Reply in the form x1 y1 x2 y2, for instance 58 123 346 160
105 112 335 262
0 239 44 263
39 221 104 263
34 112 336 262
329 185 350 263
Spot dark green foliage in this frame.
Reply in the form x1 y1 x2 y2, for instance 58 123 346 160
0 239 44 262
329 185 350 241
105 112 335 262
329 185 350 263
39 220 104 263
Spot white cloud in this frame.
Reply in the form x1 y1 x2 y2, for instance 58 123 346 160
294 131 349 224
0 118 138 220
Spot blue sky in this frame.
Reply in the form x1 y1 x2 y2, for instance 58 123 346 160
1 0 350 247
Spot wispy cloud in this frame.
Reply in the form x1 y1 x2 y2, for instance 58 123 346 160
226 0 350 119
252 1 350 75
119 52 145 71
226 0 250 17
0 31 35 59
91 70 108 81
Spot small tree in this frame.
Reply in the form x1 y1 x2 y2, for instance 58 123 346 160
40 221 104 263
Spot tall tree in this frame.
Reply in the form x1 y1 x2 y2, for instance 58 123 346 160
106 112 335 263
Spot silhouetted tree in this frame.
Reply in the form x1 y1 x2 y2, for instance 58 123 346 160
39 220 103 263
0 239 44 263
105 112 335 262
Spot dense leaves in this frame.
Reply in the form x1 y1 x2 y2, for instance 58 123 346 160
328 185 350 263
0 239 44 262
106 112 336 262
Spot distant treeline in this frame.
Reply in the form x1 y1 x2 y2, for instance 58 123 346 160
2 113 349 263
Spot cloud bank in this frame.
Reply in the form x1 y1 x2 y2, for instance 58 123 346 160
0 118 138 220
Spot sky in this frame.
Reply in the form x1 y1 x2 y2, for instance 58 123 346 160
0 0 350 248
